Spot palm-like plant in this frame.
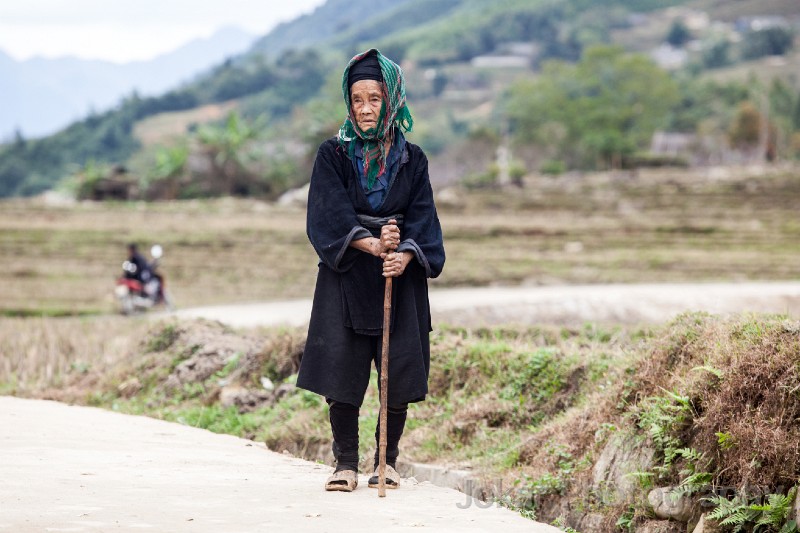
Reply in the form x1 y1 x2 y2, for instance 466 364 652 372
197 112 260 195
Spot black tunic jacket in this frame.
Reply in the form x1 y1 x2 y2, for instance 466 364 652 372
296 137 445 406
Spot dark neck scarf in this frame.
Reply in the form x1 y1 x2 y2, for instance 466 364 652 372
353 130 407 209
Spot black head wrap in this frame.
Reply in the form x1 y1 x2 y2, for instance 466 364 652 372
347 51 383 89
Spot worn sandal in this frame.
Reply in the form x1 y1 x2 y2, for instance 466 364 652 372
368 465 400 489
325 469 358 492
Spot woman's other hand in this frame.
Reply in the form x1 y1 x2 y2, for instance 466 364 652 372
380 219 400 252
381 251 413 277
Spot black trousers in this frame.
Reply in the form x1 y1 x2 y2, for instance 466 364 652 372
327 398 407 472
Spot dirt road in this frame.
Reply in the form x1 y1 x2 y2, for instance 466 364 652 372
0 396 558 532
169 282 800 328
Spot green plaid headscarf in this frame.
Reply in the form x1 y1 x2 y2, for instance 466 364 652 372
338 49 413 189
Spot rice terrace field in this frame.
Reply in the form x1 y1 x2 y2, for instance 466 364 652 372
1 165 798 318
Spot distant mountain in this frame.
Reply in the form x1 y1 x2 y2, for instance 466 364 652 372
0 27 257 139
250 0 413 57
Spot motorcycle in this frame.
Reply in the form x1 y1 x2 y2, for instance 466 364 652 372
115 244 173 314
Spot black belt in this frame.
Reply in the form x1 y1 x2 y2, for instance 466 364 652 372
356 214 404 229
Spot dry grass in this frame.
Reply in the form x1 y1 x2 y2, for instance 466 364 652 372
1 165 798 317
635 313 800 488
0 315 149 395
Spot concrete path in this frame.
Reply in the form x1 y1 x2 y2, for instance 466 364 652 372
0 396 558 533
168 282 800 328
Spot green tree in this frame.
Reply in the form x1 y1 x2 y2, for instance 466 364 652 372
0 151 29 197
506 45 679 169
741 26 794 60
794 90 800 131
665 77 750 133
768 78 797 159
728 101 762 153
12 129 26 150
666 20 691 47
701 37 732 69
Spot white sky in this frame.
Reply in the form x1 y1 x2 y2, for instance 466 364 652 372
0 0 328 63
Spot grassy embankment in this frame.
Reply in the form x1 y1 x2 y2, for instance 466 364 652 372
3 311 800 531
1 166 798 317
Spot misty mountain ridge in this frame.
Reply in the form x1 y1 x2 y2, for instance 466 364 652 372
249 0 414 57
0 27 257 140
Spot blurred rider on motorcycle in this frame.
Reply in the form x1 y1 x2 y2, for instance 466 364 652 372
124 243 152 286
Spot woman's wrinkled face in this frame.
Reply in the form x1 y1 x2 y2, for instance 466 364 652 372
350 79 384 132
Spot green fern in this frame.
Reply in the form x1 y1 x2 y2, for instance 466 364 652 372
671 448 713 497
692 364 724 379
633 392 706 489
636 392 694 469
673 471 713 498
716 431 736 450
674 447 705 464
616 506 635 532
624 471 655 490
705 493 758 533
752 488 797 532
704 487 798 533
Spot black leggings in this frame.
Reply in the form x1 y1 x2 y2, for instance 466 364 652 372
327 398 408 472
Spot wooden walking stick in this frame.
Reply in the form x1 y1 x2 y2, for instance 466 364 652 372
378 275 392 497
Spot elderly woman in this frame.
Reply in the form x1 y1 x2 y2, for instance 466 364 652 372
296 49 445 492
